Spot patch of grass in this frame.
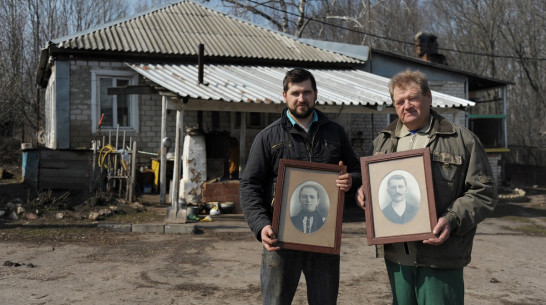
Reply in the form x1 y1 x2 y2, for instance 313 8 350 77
0 226 93 240
512 225 546 236
501 216 535 223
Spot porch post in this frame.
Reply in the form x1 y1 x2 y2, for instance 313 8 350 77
160 96 168 205
166 109 186 223
239 112 247 175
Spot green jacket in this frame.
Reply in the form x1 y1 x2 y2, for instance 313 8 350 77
373 110 498 268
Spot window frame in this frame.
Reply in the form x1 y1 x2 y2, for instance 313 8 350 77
91 69 139 133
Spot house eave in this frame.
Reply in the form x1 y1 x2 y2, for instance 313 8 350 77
36 47 359 88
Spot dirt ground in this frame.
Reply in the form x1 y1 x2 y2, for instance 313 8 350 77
1 191 545 305
1 159 546 304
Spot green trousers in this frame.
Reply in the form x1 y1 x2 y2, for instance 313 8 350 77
385 259 464 305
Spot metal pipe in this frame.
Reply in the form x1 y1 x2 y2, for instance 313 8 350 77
503 86 508 149
129 141 137 202
198 44 204 84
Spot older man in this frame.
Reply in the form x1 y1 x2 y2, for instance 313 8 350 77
357 70 497 305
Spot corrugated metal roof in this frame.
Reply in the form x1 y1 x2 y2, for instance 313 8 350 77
128 63 475 109
52 0 359 64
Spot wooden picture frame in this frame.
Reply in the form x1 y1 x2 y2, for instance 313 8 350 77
272 159 346 255
360 148 437 245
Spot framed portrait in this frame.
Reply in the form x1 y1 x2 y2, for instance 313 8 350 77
360 148 437 245
272 159 346 255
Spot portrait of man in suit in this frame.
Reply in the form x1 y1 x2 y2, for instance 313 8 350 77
381 174 419 224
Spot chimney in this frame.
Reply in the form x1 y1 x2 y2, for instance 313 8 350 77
414 32 447 65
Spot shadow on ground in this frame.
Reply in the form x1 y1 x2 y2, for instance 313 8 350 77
490 201 546 218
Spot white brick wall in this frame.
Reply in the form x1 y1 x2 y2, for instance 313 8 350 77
430 81 466 99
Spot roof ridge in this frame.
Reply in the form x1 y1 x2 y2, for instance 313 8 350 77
45 0 360 64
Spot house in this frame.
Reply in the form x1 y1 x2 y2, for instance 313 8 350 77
299 34 510 185
34 0 494 214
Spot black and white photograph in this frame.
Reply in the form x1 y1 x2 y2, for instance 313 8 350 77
360 148 438 245
272 159 345 254
289 181 330 234
378 170 421 225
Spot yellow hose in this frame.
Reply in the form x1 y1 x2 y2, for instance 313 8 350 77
97 144 116 169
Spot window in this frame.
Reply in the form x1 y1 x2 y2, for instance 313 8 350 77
91 70 139 132
468 115 506 148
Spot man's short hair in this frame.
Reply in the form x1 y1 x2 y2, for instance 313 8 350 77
388 70 431 100
388 175 407 186
283 68 317 93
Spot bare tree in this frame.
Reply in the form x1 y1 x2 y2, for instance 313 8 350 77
132 0 175 14
428 0 545 151
0 0 27 139
204 0 429 53
499 0 545 150
0 0 130 144
69 0 128 33
428 0 508 76
365 0 428 54
201 0 311 37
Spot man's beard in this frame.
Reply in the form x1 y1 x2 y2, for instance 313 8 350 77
289 105 314 119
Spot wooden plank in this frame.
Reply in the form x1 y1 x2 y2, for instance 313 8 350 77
107 85 156 95
40 168 88 178
168 98 391 114
39 175 87 184
40 150 91 162
40 159 90 169
39 180 87 190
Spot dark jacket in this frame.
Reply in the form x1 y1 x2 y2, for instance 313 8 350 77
373 110 498 268
291 210 326 233
381 200 419 224
240 108 361 241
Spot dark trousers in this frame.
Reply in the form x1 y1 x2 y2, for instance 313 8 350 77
260 248 339 305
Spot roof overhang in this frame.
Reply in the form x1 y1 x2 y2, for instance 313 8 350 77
370 48 512 90
127 63 474 114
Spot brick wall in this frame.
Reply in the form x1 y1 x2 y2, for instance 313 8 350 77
69 60 201 153
70 60 93 148
430 81 466 99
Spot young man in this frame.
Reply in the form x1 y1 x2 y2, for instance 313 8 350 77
240 68 361 305
357 70 497 305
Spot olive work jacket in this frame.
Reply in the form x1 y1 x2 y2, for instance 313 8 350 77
240 108 361 242
373 110 498 268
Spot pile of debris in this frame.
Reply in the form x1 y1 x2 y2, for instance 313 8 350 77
0 191 147 223
498 188 529 203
